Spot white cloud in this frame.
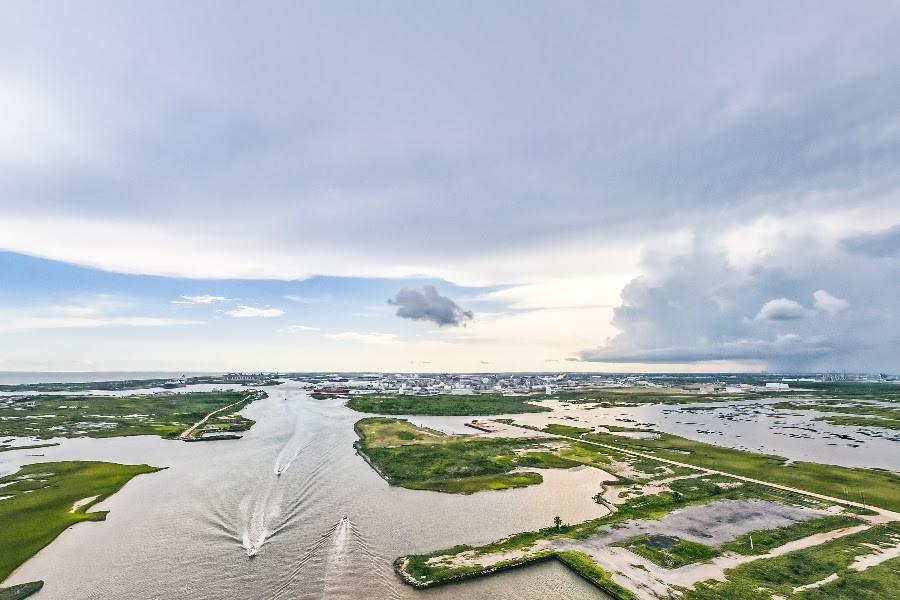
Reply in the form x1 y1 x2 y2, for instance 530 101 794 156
755 298 807 321
284 294 331 304
813 290 849 316
325 331 398 345
177 295 228 304
479 275 632 311
0 79 105 169
226 305 285 318
0 315 202 333
287 324 321 333
0 5 898 371
0 294 204 333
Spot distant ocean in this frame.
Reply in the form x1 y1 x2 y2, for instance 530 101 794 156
0 372 220 385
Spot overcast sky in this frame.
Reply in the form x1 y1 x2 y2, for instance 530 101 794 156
1 1 898 372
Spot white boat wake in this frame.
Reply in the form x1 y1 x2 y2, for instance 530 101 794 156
268 515 402 600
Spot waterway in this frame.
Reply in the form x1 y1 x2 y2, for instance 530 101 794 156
2 382 608 599
3 381 897 598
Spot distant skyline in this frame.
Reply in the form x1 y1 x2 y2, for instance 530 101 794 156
1 2 899 372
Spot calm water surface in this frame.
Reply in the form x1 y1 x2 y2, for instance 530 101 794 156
3 383 609 599
4 383 896 599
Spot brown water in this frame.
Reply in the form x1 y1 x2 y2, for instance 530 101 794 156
2 383 610 599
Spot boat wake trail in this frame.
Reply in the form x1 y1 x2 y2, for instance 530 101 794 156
272 447 337 533
268 520 342 600
268 516 402 600
241 482 284 557
273 417 313 476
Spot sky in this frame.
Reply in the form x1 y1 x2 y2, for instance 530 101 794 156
1 1 899 373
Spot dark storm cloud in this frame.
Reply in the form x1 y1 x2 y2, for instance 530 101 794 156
579 238 899 371
389 285 473 327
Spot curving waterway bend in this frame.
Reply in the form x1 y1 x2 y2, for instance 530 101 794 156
2 382 610 599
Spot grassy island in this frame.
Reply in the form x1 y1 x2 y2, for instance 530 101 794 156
347 393 551 415
354 418 568 493
354 417 703 494
0 461 160 582
0 390 263 440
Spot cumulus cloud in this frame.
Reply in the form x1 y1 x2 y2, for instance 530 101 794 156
579 228 899 371
177 295 228 304
226 305 285 318
755 298 807 321
287 324 321 333
813 290 849 316
389 285 473 327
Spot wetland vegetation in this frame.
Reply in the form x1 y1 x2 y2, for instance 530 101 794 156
397 474 828 589
574 429 900 512
721 515 864 555
347 393 550 415
0 391 260 440
615 534 720 568
354 418 576 493
0 461 160 582
681 522 900 599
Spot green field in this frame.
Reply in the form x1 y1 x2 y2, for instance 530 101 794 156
355 418 706 494
347 393 551 415
550 387 743 406
0 379 180 393
722 515 864 555
681 523 900 599
0 461 160 583
0 375 281 394
0 391 260 440
616 534 720 568
354 418 575 493
576 429 900 512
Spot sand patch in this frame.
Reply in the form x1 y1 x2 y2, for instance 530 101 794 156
70 495 99 513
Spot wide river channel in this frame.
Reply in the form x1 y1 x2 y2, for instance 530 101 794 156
3 380 897 599
2 382 609 599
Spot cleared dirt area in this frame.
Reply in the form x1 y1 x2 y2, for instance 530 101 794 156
558 499 821 549
418 499 857 600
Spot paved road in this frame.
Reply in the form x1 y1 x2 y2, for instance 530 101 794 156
178 395 251 441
